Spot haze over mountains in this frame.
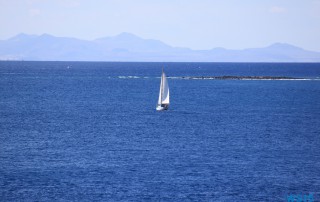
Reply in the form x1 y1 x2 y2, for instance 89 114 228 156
1 33 320 62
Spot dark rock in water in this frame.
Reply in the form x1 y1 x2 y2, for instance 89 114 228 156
178 76 300 80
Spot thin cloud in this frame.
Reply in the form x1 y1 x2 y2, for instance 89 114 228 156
28 8 41 17
311 0 320 17
269 6 287 14
57 0 80 8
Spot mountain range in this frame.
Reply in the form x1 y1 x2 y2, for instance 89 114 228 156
1 33 320 62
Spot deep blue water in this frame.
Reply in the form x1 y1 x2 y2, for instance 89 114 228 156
0 61 320 201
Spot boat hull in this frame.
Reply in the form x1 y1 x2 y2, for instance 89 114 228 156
156 104 169 111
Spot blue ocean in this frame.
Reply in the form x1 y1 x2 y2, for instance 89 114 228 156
0 61 320 201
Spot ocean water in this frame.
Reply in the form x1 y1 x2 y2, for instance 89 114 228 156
0 61 320 201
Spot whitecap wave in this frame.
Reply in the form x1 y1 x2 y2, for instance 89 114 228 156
118 76 140 79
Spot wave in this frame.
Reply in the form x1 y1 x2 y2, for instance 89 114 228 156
118 76 140 79
0 72 24 75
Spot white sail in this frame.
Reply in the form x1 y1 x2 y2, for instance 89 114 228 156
157 70 170 105
161 72 170 104
157 72 163 105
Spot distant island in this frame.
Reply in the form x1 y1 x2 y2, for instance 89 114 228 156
1 32 320 62
176 76 302 80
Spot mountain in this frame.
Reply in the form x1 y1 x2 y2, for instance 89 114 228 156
94 32 173 52
0 33 103 61
1 33 320 62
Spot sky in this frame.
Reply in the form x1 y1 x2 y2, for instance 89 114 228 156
1 0 320 51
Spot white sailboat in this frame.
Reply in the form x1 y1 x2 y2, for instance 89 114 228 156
156 69 170 111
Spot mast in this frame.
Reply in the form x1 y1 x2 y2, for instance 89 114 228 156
160 68 164 105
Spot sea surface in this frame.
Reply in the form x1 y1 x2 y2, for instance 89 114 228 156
0 61 320 201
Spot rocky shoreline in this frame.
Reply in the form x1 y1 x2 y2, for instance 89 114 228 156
175 76 301 80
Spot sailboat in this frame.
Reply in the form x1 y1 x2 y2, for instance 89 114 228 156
156 69 170 111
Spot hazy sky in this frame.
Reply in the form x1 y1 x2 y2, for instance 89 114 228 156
1 0 320 51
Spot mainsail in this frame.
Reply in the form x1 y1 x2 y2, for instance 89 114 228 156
157 70 170 106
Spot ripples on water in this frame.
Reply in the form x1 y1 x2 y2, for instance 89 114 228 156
0 61 320 201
